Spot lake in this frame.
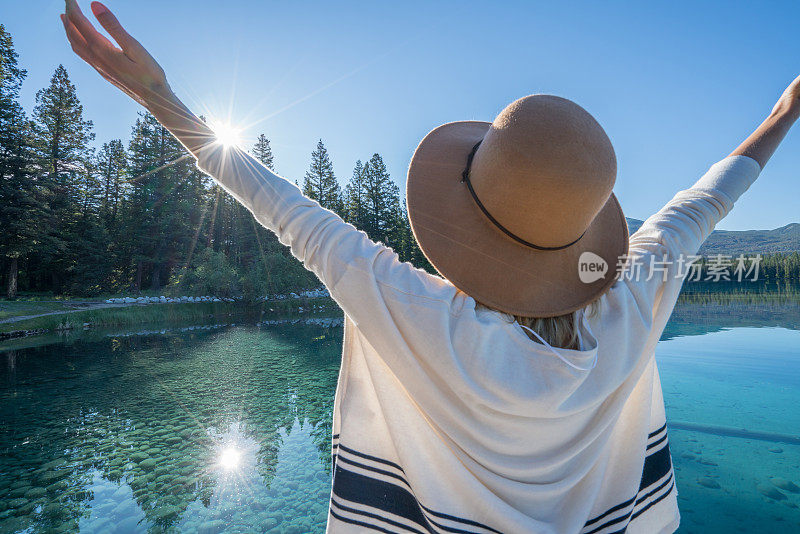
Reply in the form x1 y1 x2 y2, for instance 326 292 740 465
1 304 799 533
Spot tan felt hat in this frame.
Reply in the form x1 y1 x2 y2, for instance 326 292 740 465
406 94 629 318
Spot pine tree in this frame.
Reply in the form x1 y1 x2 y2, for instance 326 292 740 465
394 197 435 273
31 64 96 294
303 139 344 214
96 139 127 224
124 112 200 291
344 159 368 227
32 65 94 182
361 153 400 246
252 134 274 170
0 24 41 298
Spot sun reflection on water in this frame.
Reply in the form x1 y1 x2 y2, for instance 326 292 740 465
218 446 242 470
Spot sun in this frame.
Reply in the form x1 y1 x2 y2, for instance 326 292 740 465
218 446 242 470
210 120 242 148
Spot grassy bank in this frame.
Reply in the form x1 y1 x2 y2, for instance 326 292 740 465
0 299 87 321
0 297 340 337
678 290 800 305
4 283 797 339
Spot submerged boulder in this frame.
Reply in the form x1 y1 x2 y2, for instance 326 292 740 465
757 483 787 501
770 478 800 493
697 477 720 489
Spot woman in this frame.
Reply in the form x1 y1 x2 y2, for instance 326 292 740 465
61 2 799 533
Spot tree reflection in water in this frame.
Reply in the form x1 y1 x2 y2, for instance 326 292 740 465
0 319 342 532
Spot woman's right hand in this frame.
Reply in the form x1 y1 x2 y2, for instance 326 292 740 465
61 0 216 154
61 0 176 113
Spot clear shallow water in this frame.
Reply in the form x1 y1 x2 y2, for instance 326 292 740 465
1 309 798 533
657 326 800 533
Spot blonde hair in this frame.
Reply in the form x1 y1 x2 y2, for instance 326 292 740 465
477 300 600 350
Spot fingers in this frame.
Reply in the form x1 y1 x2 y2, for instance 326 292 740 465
61 14 92 61
62 13 111 73
90 1 147 58
61 14 130 94
65 0 115 52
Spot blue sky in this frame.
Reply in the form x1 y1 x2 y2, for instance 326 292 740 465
5 0 799 230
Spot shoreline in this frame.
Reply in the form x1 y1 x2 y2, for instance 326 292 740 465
0 296 339 340
2 286 798 342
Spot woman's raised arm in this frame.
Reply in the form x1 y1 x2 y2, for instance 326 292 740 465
729 74 800 168
617 74 798 346
61 1 463 383
62 0 216 157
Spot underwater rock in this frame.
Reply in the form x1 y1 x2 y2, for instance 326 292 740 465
155 474 173 485
42 502 66 519
154 466 171 478
698 459 718 466
680 453 696 460
770 478 800 493
111 484 130 500
7 498 27 509
197 519 226 533
8 485 29 498
112 500 131 516
757 483 787 501
90 517 113 532
24 486 47 499
130 452 148 462
697 477 721 489
40 459 66 471
153 504 182 521
139 458 158 471
40 468 70 483
116 516 140 531
768 447 783 454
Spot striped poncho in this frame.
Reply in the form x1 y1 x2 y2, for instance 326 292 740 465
194 142 761 534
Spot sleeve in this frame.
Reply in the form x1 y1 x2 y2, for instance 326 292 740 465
192 141 459 341
622 155 762 331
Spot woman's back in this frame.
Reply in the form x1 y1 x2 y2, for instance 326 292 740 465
192 138 759 532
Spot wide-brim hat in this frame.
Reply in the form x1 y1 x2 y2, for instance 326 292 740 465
406 94 629 318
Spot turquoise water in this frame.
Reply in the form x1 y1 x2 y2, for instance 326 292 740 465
1 308 799 533
658 326 800 533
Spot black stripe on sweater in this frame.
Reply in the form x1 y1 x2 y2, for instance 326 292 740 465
331 497 428 534
330 507 413 534
583 439 674 534
331 446 502 534
597 477 677 534
334 452 504 534
648 423 667 440
646 432 667 451
584 472 674 534
338 442 407 473
333 465 475 533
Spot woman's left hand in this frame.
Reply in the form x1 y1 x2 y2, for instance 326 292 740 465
61 0 176 113
772 74 800 120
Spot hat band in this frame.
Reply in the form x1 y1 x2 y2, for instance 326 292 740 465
460 141 586 251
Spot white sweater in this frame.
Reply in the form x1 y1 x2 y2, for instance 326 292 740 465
194 142 761 534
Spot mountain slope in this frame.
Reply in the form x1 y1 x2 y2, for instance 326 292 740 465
625 218 800 255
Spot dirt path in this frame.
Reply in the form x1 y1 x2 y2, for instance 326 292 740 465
0 302 142 325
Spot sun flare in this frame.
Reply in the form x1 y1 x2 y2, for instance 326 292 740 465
218 446 242 470
210 120 242 148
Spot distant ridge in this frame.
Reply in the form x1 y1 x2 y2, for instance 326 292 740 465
625 218 800 255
